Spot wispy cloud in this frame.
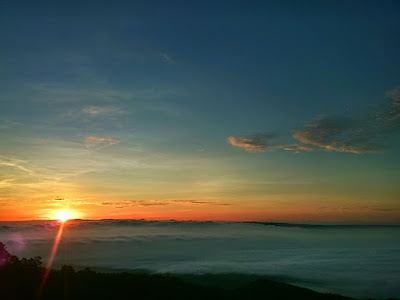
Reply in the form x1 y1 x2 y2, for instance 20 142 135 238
33 84 131 104
291 115 383 154
379 87 400 124
0 179 14 188
228 87 400 154
0 154 79 202
85 136 118 151
72 199 230 208
161 53 176 65
168 200 230 206
0 120 23 130
227 134 286 152
0 155 35 175
33 84 183 122
82 106 125 116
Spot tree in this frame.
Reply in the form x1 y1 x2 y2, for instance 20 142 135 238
0 242 11 266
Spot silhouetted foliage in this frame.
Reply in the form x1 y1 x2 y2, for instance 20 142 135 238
0 242 11 265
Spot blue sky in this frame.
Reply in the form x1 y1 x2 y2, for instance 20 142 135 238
0 1 399 222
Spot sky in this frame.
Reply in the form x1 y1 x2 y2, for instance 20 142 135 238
0 1 399 222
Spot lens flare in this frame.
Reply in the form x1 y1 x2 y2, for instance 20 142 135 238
38 214 71 298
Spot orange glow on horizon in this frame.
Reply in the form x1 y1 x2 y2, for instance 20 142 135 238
0 200 400 224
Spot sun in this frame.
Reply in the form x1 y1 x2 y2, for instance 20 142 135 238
56 210 74 222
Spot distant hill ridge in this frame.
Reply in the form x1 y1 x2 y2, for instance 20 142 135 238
2 219 399 228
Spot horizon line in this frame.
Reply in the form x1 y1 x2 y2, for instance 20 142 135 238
1 218 400 226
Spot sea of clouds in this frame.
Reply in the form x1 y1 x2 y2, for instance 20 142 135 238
1 220 400 299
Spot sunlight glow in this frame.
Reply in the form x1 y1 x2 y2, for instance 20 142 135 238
56 210 73 222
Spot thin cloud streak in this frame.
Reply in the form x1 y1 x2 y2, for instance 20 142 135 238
71 199 230 208
227 134 286 152
161 53 175 65
85 136 118 152
0 155 35 175
82 106 125 116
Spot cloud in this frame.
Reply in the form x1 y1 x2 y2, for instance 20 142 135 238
0 179 14 187
33 84 132 104
283 144 314 152
291 115 383 154
82 106 124 116
84 136 118 151
168 200 230 206
0 155 35 175
228 87 400 154
227 134 315 154
72 200 230 208
0 120 23 130
378 87 400 125
0 155 80 201
85 136 117 144
227 134 286 152
161 53 176 65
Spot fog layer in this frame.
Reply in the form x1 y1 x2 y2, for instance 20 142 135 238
1 220 399 298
